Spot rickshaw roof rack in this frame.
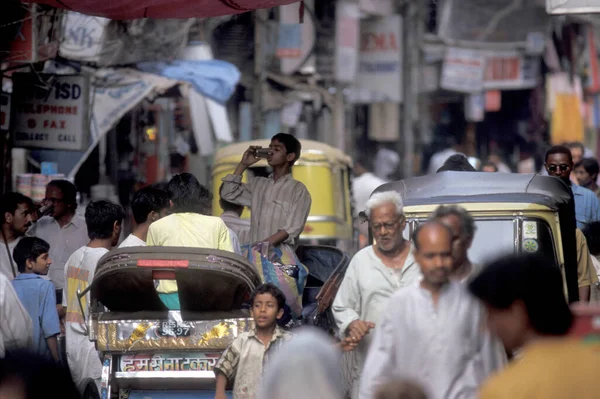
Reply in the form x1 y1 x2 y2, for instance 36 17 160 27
374 172 572 209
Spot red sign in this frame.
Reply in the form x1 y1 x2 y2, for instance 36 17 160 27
485 91 502 112
137 259 190 268
485 56 521 81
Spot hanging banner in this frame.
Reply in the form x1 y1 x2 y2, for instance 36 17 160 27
0 94 10 131
441 47 486 93
483 51 539 90
354 14 403 103
547 0 600 14
334 1 360 83
11 74 90 151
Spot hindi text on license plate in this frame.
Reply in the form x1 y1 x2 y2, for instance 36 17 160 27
120 353 221 372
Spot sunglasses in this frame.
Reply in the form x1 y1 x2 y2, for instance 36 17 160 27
547 164 570 172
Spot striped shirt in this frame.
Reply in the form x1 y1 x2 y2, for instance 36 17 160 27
221 173 311 249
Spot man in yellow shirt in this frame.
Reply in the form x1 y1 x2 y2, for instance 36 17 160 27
147 173 233 309
469 253 600 399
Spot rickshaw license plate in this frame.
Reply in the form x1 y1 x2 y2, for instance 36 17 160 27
156 321 194 338
119 353 221 372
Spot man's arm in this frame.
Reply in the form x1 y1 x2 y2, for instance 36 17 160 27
46 335 60 362
214 372 228 399
273 185 311 246
576 229 592 302
221 146 261 207
42 283 61 362
332 259 362 337
213 338 240 399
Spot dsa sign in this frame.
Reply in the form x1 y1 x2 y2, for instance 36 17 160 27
11 74 89 151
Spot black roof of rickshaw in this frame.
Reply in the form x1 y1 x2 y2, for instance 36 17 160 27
373 172 572 209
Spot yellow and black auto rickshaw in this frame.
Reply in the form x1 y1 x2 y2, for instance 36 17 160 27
211 139 356 253
371 172 580 302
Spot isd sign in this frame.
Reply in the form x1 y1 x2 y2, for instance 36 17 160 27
11 74 89 151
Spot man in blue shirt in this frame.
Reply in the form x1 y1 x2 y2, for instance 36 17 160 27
11 237 60 362
545 145 600 230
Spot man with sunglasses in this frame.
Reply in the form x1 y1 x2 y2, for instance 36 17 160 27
545 146 600 231
28 180 88 308
332 191 422 398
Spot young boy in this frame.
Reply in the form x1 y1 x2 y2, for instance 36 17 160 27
213 283 292 399
11 237 60 362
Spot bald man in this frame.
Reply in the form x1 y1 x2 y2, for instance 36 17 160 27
359 221 503 399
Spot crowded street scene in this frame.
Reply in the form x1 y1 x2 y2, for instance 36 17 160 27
3 0 600 398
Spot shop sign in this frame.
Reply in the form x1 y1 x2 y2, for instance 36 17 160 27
483 51 538 90
11 74 89 151
0 94 10 131
59 11 110 62
547 0 600 15
354 14 403 103
359 0 394 16
277 24 302 58
8 5 60 63
441 47 486 93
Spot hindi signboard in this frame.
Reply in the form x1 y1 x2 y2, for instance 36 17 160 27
484 51 539 90
441 47 486 93
11 74 89 151
354 14 403 103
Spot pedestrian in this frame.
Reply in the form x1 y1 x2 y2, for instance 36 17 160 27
544 145 600 230
11 237 60 362
118 186 170 248
0 193 34 280
259 327 344 399
218 183 251 246
0 272 32 358
147 173 233 309
436 154 476 172
469 253 600 399
213 283 292 399
431 205 480 282
574 158 600 200
332 191 421 398
352 155 387 216
359 221 502 399
63 200 124 393
28 180 88 302
221 133 311 318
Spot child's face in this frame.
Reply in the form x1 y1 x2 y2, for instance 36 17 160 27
28 252 52 275
250 293 283 329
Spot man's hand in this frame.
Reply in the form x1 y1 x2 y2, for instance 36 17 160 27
240 146 262 167
339 336 358 352
213 392 228 399
347 320 375 343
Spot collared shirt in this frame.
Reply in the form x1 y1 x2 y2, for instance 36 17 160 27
221 211 251 246
571 183 600 230
118 234 147 248
0 237 22 280
11 273 60 359
214 326 292 399
147 213 233 294
479 339 600 399
221 173 311 249
28 215 89 290
332 244 421 388
359 282 502 399
62 246 108 390
352 173 387 215
0 272 33 357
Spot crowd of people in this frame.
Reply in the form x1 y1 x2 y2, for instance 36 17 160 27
1 134 600 399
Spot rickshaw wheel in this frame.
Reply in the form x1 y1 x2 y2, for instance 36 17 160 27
82 380 100 399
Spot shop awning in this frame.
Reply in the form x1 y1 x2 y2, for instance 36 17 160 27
22 0 300 20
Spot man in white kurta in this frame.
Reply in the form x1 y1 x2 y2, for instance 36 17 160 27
359 221 502 399
332 192 422 398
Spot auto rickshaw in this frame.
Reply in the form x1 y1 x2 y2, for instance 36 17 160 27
79 244 350 399
211 139 356 253
371 172 580 302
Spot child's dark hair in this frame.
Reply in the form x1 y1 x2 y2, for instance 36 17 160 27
251 283 286 310
13 237 50 273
